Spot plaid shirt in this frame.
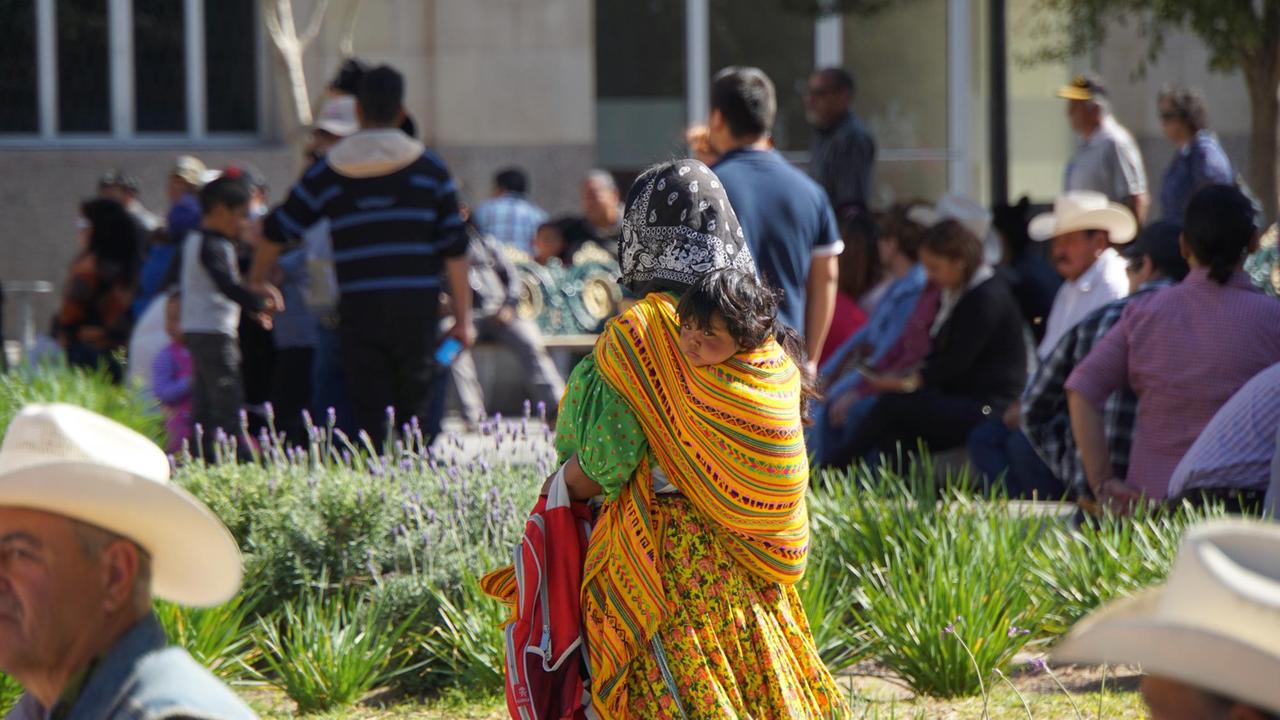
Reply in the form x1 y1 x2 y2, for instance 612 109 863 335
472 193 547 255
1021 280 1172 496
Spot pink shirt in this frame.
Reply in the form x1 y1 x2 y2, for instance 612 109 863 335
819 292 868 365
1066 269 1280 498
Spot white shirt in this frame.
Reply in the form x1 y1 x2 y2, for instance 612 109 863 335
1037 248 1129 358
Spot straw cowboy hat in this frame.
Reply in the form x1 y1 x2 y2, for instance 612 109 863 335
907 193 993 241
0 404 241 607
1052 520 1280 714
1028 191 1137 243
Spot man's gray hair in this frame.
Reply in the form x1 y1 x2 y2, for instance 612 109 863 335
583 169 617 193
72 520 153 610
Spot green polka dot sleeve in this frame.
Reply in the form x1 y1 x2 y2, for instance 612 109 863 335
554 354 649 500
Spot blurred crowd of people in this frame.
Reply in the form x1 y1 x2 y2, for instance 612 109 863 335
25 56 1280 517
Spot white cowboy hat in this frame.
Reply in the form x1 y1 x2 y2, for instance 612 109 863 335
0 404 241 607
1052 520 1280 714
907 193 992 242
1028 191 1137 243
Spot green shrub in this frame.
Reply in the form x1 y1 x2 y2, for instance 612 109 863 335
849 493 1051 698
0 673 22 714
368 574 444 696
1030 501 1228 636
155 593 259 682
417 576 506 694
252 587 421 712
0 362 163 443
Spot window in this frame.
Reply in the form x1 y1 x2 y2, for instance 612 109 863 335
843 0 951 203
134 0 186 132
708 1 813 152
57 0 110 133
0 0 39 133
0 0 261 140
595 0 687 170
204 0 257 133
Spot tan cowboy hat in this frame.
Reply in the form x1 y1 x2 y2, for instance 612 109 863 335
1052 520 1280 714
0 404 242 607
906 193 992 241
1028 191 1137 243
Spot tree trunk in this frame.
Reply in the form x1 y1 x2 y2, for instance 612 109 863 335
1243 60 1279 223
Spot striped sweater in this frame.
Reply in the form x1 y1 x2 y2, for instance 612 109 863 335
263 129 469 299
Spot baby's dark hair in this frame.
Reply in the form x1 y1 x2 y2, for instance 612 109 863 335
677 268 819 420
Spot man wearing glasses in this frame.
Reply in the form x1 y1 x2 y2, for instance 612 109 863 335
804 67 877 214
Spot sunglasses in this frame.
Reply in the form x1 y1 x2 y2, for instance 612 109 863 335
1159 111 1181 122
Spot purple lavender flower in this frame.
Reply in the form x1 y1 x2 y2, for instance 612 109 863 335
327 407 337 426
523 399 532 418
1026 657 1048 673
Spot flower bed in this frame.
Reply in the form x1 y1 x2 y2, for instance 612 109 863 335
0 366 1231 714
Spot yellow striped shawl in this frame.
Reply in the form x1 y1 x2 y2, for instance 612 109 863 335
585 292 810 718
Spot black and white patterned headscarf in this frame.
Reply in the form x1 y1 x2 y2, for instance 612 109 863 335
619 159 756 292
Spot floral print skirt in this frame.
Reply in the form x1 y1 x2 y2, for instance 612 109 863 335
622 496 849 719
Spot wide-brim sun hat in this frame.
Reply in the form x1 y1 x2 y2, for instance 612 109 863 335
1028 190 1137 243
1052 520 1280 714
0 404 242 607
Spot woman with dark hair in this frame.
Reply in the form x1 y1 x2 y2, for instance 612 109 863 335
829 218 1027 468
1068 184 1280 509
1157 85 1234 221
484 160 845 718
57 198 142 381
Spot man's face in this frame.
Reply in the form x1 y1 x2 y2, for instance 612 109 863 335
1050 230 1107 281
581 179 619 227
1066 99 1099 136
1139 676 1252 720
167 176 192 205
206 202 251 241
804 73 849 129
0 509 105 677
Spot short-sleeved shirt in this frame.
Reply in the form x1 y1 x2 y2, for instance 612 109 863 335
713 148 843 333
1065 269 1280 498
1064 116 1148 202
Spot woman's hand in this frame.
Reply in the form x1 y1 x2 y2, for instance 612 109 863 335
1098 479 1145 516
828 390 858 427
868 372 921 395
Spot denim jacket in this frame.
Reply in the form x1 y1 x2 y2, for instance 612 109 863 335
6 613 257 720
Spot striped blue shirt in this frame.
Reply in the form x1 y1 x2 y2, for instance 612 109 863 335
263 147 468 298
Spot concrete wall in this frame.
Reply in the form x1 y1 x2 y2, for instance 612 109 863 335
0 0 595 344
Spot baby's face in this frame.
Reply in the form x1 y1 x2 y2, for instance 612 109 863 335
679 313 739 367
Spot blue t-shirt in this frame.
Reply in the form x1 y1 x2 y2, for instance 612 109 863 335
712 148 841 333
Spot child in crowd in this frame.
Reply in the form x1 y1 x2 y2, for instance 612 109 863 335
151 293 193 454
174 175 280 457
676 268 816 417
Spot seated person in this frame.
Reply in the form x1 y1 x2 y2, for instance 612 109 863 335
1068 185 1280 510
1168 361 1280 509
533 216 596 267
829 218 1027 469
973 220 1188 500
